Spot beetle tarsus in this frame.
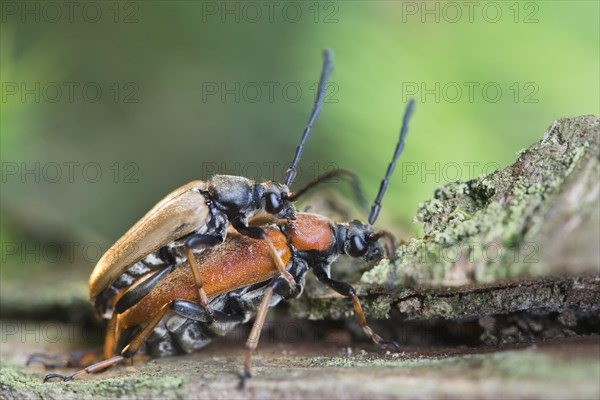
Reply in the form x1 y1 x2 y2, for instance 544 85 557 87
121 348 135 359
272 276 299 299
311 263 399 352
376 338 401 352
239 372 251 389
43 373 69 383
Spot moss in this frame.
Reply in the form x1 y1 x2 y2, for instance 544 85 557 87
304 344 599 399
0 359 186 399
2 326 599 398
362 115 599 289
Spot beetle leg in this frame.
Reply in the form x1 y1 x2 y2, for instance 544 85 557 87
42 298 220 383
184 233 223 250
114 299 219 359
170 299 242 323
265 241 296 290
120 301 181 358
114 263 176 314
240 285 274 389
111 238 221 316
247 213 287 227
272 275 299 299
184 249 212 319
312 264 400 351
184 246 211 310
43 356 126 382
103 312 119 359
30 310 120 369
232 218 297 292
184 234 224 321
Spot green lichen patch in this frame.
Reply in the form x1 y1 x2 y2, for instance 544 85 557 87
362 115 599 289
306 344 599 384
0 359 186 399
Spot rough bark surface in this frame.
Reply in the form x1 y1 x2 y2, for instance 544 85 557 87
1 115 598 399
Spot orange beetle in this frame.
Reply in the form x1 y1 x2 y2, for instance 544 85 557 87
39 99 416 387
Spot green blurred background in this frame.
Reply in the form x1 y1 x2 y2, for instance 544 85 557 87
1 1 598 270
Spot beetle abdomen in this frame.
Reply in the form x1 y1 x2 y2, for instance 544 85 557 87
123 284 280 358
93 244 186 318
145 315 215 357
118 227 290 330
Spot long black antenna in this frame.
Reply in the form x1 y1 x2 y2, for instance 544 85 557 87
285 49 333 187
289 169 368 213
368 99 416 225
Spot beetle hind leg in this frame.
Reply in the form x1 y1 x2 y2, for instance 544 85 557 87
35 312 118 379
42 298 217 383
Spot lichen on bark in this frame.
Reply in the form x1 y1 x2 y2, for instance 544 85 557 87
361 115 599 289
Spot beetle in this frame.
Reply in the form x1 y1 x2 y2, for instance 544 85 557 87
40 98 416 386
87 50 366 321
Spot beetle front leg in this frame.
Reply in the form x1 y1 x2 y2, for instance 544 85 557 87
312 264 400 351
184 234 223 321
231 217 297 292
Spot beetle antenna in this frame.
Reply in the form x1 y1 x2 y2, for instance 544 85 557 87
285 49 333 187
368 99 415 226
288 169 368 213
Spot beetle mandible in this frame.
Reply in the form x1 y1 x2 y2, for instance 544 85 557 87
40 99 416 386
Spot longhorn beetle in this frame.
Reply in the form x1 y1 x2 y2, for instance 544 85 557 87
86 50 365 321
40 99 416 386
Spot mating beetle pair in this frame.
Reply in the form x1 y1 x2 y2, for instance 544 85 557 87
33 50 416 386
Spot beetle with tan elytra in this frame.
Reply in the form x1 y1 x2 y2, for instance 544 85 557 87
38 98 416 388
83 50 365 322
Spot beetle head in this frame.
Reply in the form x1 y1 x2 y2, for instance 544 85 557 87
261 181 295 219
342 220 386 262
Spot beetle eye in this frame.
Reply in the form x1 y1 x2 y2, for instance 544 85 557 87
265 192 283 214
347 235 367 257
